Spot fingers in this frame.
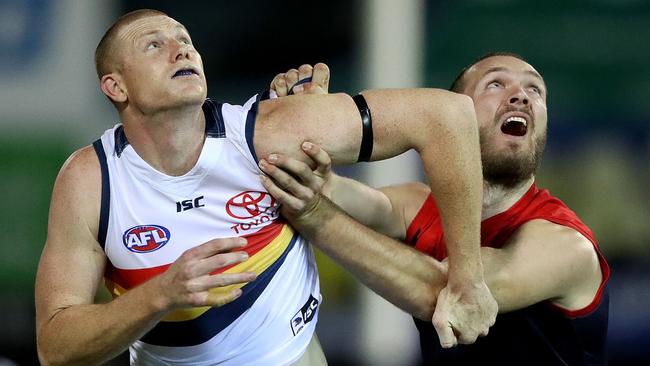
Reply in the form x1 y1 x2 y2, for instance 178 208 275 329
184 237 247 260
259 154 323 196
311 63 330 93
270 62 330 97
298 64 313 83
208 288 243 307
270 63 330 98
259 158 315 212
198 271 257 307
166 237 258 308
288 76 312 95
287 64 314 95
301 142 331 177
260 174 307 212
285 68 299 92
202 272 257 291
177 237 248 279
191 250 251 277
271 73 289 97
432 312 458 348
457 330 479 345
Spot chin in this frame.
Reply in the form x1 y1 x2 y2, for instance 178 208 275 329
173 89 207 106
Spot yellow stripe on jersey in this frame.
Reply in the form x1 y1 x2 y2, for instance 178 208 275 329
105 224 296 322
164 224 295 322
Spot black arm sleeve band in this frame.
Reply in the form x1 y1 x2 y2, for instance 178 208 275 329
352 94 373 162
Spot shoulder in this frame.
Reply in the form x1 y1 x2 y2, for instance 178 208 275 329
50 146 102 235
56 146 101 191
518 219 603 310
517 219 597 259
380 182 432 228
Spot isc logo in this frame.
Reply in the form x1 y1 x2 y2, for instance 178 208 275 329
122 225 171 253
176 196 205 212
290 294 319 336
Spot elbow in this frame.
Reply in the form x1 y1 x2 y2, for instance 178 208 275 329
417 90 479 147
412 301 436 321
37 333 77 366
38 337 66 366
410 286 439 321
445 92 479 136
37 341 58 366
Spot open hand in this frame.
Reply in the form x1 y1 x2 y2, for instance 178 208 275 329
156 237 257 309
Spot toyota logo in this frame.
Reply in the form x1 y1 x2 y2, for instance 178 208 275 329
226 191 276 219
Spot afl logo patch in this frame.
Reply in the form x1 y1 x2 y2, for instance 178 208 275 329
123 225 171 253
226 191 276 219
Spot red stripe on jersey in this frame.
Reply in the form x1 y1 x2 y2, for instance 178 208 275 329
105 220 286 290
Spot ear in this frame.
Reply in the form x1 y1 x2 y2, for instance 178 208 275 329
100 73 127 103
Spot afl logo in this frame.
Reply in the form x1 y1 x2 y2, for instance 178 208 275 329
123 225 171 253
226 191 276 219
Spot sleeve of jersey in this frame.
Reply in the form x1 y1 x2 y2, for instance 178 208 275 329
220 92 271 166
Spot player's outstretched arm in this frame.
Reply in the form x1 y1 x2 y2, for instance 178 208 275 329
256 84 485 275
35 148 256 366
265 62 488 286
258 65 496 347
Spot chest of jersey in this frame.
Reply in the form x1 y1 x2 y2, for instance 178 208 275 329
103 136 281 274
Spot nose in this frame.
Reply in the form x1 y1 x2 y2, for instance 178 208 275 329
508 87 529 106
173 41 192 62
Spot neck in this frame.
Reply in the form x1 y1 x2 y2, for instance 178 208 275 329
481 176 534 220
121 104 206 176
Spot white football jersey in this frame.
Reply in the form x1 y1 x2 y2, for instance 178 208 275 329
93 95 321 365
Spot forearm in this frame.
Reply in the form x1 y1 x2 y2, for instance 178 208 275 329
37 281 169 366
324 174 399 236
364 90 484 284
293 196 446 320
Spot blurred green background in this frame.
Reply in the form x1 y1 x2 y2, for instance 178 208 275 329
0 1 647 365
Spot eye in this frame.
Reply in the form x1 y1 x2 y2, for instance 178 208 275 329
486 80 503 89
146 41 161 50
179 37 191 45
529 85 542 95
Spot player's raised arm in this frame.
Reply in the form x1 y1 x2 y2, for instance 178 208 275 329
256 69 497 346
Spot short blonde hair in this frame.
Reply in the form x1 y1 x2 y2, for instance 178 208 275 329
94 9 167 79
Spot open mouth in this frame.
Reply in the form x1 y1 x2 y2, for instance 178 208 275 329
172 68 198 78
501 116 528 136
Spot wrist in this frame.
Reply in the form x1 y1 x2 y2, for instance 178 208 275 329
320 173 338 199
447 261 485 288
143 276 173 314
290 194 334 233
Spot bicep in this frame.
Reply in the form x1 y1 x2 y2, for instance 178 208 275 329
254 93 362 167
35 147 106 327
482 219 602 313
253 89 458 166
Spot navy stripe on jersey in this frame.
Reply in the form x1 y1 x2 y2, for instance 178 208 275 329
244 97 261 163
92 139 110 249
258 90 271 101
203 98 226 138
140 232 300 347
113 99 226 157
114 126 128 157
